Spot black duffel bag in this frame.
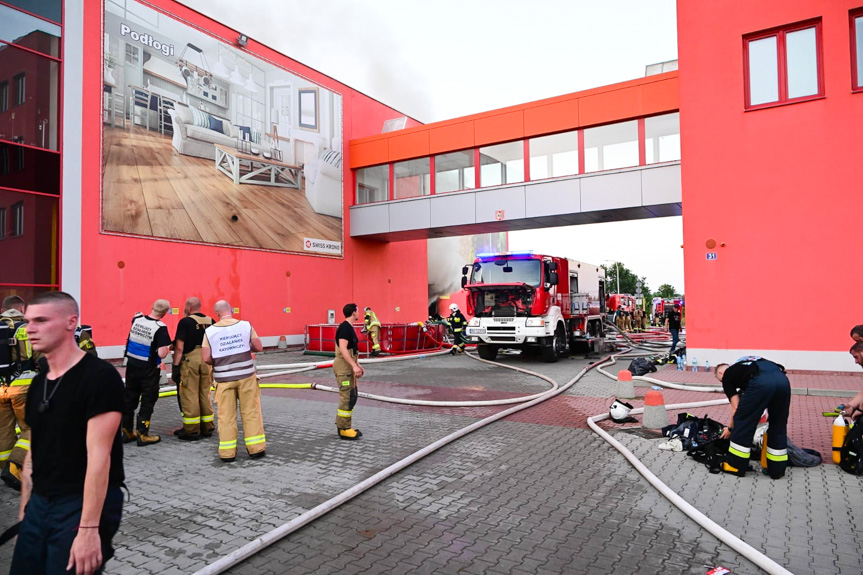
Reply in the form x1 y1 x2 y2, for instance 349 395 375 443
627 357 657 376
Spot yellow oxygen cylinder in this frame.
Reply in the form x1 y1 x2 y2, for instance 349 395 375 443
833 412 848 464
760 432 768 469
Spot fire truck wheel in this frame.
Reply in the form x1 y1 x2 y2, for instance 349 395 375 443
542 324 567 363
477 344 498 361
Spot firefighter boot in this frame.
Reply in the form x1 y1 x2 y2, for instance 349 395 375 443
337 427 363 440
136 420 161 446
721 461 748 477
121 428 138 444
1 462 22 491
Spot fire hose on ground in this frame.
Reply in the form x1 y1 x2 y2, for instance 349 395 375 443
187 341 794 575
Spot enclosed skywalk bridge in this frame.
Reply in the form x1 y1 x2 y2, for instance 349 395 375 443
346 71 681 242
349 161 680 241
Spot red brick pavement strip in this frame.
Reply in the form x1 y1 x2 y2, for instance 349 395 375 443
261 371 848 466
650 363 863 391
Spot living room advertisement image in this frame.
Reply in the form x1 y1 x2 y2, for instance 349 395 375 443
101 0 344 255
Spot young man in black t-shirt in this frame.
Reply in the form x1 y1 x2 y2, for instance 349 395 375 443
334 303 364 440
664 304 682 353
11 291 125 575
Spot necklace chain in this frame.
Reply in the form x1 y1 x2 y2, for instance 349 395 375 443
41 374 65 413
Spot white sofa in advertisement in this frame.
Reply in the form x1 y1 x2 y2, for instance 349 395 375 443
304 141 342 218
169 104 239 160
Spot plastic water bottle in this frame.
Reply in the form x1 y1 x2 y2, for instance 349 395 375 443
691 356 698 372
676 355 682 371
705 360 710 373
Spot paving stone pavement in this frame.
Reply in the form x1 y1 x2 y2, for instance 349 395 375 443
0 349 860 574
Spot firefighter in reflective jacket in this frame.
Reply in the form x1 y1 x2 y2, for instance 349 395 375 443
715 357 791 479
123 300 172 446
363 307 382 357
203 300 265 462
172 297 215 440
0 296 37 490
448 303 467 354
75 325 98 355
632 308 645 333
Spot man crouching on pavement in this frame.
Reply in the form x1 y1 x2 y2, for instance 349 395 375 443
715 356 790 479
11 292 125 575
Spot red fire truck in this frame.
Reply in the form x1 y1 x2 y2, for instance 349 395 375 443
606 294 635 315
651 297 684 325
460 252 606 362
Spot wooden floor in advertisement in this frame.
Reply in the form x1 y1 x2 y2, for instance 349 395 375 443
101 126 342 253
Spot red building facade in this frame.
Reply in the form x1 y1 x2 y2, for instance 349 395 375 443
678 0 863 370
3 0 857 370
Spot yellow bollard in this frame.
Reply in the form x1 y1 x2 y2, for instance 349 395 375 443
833 412 848 464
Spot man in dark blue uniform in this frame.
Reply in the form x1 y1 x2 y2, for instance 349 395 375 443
715 357 791 479
123 299 171 446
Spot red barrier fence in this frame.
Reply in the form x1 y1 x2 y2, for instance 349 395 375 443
305 322 447 356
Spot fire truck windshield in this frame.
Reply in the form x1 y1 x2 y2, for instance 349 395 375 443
471 259 541 287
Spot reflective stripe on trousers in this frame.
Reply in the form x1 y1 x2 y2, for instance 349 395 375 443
244 434 266 446
725 360 790 478
214 374 265 457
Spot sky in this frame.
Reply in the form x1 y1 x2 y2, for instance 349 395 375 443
178 0 684 292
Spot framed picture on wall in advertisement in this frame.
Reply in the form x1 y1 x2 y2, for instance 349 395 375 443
298 87 319 131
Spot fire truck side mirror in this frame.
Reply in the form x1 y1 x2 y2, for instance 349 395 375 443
548 262 559 272
461 276 468 289
462 266 469 276
549 271 559 286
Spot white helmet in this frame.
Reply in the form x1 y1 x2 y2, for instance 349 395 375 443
609 399 634 422
449 303 459 312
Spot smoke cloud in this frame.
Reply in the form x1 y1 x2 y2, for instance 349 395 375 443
427 237 464 305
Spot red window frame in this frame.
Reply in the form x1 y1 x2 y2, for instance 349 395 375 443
0 0 63 297
743 18 824 111
851 8 863 93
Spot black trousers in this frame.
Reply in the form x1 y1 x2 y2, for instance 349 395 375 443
726 360 791 478
11 487 123 575
124 363 160 431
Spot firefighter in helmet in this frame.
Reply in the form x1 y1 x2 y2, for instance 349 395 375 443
0 296 38 490
447 303 467 354
363 306 382 357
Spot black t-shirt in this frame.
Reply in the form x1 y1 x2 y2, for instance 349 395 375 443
174 313 214 349
335 320 358 353
721 360 760 400
667 310 681 330
26 353 125 496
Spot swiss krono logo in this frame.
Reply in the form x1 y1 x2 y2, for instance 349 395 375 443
303 238 341 255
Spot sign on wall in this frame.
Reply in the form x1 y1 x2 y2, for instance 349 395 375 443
101 0 344 256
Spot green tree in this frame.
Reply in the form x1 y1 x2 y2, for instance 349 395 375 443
601 262 650 306
656 283 679 299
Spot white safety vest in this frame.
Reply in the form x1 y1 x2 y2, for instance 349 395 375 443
126 316 166 365
206 321 255 383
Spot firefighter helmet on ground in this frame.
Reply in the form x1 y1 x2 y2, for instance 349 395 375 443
609 399 634 422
